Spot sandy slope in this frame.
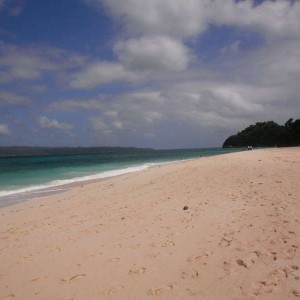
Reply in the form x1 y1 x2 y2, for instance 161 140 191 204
0 148 299 300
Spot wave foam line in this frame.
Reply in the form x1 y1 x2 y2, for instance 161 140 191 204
0 162 164 198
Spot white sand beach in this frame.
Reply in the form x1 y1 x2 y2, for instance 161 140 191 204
0 148 299 300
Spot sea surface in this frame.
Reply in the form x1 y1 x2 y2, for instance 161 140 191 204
0 148 241 206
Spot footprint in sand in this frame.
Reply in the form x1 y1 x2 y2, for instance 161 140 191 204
223 256 255 273
180 269 199 279
129 266 146 276
253 250 277 264
161 241 175 247
47 246 61 252
31 277 46 282
240 281 262 297
186 254 207 263
285 245 298 259
242 267 297 296
258 269 286 294
129 244 141 250
3 294 15 300
61 274 86 282
16 256 30 265
84 252 100 259
235 240 254 252
283 265 300 279
185 288 204 297
181 217 192 223
236 259 251 268
292 289 300 297
109 257 120 263
147 284 173 296
219 232 235 247
145 252 160 259
103 286 124 296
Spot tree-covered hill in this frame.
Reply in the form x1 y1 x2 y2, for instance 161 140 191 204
223 118 300 148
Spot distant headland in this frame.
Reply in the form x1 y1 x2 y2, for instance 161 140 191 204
0 146 154 157
223 118 300 148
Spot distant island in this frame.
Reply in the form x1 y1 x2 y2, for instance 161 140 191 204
223 118 300 148
0 146 153 157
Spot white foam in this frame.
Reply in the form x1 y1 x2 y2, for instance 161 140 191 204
0 162 165 198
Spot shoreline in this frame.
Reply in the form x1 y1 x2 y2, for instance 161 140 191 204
0 149 242 208
0 147 299 299
0 159 184 208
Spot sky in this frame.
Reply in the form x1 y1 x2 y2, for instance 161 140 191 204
0 0 299 149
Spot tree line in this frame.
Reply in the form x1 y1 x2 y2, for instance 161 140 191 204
223 118 300 148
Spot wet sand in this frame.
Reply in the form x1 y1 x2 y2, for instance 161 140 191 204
0 148 299 299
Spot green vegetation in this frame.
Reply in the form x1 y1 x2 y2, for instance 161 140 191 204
0 147 153 157
223 118 300 148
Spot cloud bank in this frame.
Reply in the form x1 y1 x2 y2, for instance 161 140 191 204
1 0 300 147
38 116 73 130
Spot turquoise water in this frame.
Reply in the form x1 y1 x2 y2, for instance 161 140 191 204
0 148 241 200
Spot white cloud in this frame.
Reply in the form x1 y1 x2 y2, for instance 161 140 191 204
0 45 55 81
209 87 264 116
70 35 191 89
0 123 11 135
38 116 73 130
89 117 107 130
87 0 300 39
0 91 29 106
50 98 104 111
113 121 123 129
89 117 112 135
74 0 300 90
70 61 137 88
2 0 299 147
115 35 191 72
0 43 86 83
50 0 300 146
87 0 211 38
214 0 300 39
51 82 265 135
50 62 300 147
143 111 162 123
104 110 118 118
246 39 300 86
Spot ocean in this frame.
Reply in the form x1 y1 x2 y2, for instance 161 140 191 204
0 147 241 206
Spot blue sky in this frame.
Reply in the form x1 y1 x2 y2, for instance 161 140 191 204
0 0 299 148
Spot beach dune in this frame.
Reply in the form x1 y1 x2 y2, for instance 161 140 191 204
0 148 299 299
